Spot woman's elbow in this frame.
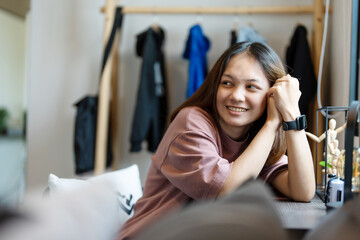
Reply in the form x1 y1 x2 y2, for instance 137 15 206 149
291 185 316 202
292 191 315 202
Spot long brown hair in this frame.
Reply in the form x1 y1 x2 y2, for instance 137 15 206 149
171 42 287 166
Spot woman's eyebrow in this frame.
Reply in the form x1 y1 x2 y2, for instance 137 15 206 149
222 74 264 84
247 78 261 83
222 73 234 79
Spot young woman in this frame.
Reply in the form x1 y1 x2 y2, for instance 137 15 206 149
119 42 315 239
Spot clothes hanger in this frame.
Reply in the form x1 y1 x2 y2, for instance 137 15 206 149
296 5 302 26
150 6 160 32
151 14 160 32
196 14 203 26
233 16 239 31
247 6 254 28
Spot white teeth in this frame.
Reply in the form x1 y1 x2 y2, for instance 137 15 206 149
227 106 247 112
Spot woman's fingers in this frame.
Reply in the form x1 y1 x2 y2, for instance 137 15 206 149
268 74 301 120
266 96 282 128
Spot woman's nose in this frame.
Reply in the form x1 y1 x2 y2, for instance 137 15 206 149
230 87 246 102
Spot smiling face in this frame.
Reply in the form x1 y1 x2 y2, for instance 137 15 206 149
216 53 271 140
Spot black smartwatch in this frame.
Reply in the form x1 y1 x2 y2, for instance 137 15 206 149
282 115 307 131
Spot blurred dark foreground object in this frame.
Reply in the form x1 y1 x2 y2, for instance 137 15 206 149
304 194 360 240
0 207 26 232
0 181 120 240
134 179 288 240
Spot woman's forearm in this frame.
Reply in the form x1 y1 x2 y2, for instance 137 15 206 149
218 122 278 197
283 130 315 201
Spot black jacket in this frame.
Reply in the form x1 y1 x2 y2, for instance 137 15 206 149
286 25 317 117
130 27 167 152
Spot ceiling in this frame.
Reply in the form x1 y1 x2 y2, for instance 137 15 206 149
0 0 30 18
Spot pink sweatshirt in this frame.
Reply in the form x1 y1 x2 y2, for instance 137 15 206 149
119 107 288 239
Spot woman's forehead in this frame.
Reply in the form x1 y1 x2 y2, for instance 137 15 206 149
224 54 268 80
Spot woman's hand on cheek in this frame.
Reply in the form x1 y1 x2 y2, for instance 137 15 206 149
267 74 301 121
266 96 282 129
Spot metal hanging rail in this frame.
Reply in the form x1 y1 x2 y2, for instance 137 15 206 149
101 6 316 15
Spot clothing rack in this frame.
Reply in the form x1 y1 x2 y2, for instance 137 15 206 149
101 6 315 15
94 0 327 174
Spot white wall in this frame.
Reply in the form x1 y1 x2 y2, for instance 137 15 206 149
27 0 104 188
0 9 26 130
26 0 349 189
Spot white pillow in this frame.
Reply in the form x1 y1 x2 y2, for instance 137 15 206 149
48 164 143 226
48 173 88 194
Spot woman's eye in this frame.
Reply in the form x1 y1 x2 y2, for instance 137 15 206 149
221 81 232 86
247 85 258 89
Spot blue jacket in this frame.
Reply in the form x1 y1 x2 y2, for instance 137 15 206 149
183 25 210 98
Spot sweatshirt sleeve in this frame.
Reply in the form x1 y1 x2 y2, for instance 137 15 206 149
258 155 288 184
160 130 233 201
152 107 233 201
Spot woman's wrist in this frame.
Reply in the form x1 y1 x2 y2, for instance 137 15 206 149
281 109 301 122
264 120 281 133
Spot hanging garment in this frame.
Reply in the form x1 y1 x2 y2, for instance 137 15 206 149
130 27 168 153
237 25 267 45
183 24 210 98
286 25 317 117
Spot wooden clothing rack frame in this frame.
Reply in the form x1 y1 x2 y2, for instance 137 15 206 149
94 0 327 174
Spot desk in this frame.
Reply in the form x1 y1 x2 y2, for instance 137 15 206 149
274 195 327 239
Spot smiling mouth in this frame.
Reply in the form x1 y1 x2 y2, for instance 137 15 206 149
227 106 247 112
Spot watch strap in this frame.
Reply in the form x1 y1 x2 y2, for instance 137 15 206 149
282 115 307 131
